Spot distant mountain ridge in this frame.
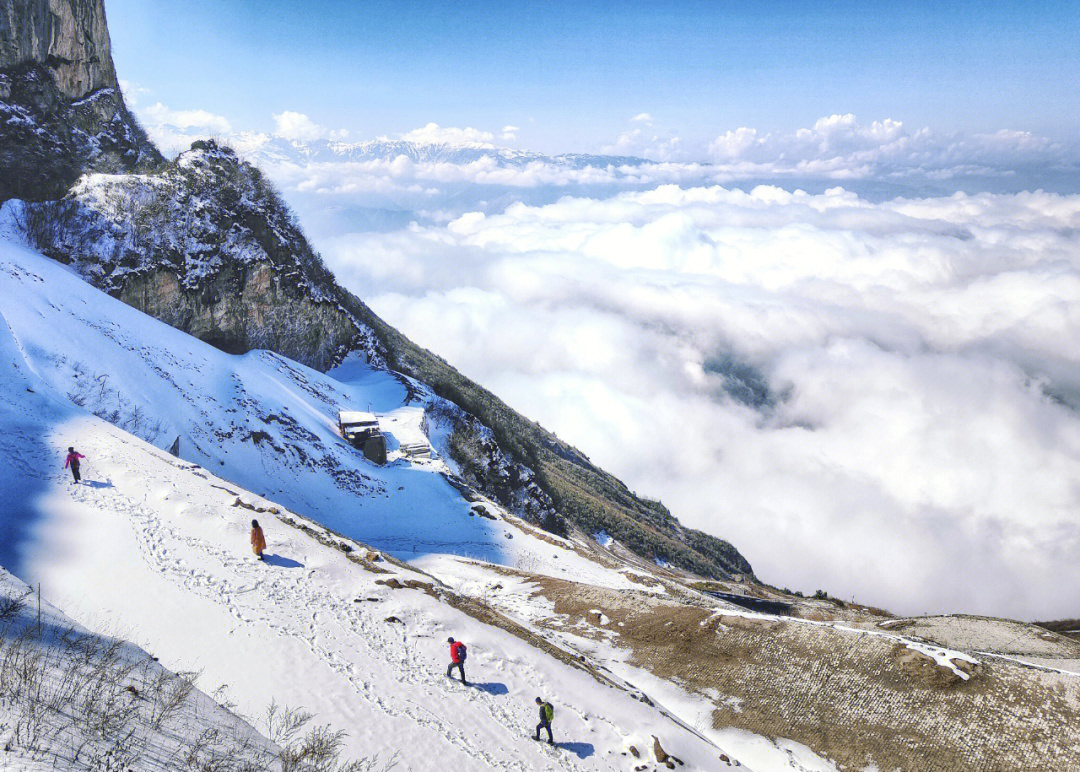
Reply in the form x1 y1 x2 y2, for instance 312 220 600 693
180 130 647 171
238 133 644 168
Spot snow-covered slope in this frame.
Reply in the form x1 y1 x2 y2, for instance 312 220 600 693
0 234 760 769
0 568 281 771
5 220 1076 771
1 217 529 571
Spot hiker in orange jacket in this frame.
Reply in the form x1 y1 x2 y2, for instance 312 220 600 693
251 519 266 560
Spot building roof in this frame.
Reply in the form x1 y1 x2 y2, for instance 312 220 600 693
338 410 378 426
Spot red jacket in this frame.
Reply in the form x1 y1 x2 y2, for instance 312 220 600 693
450 641 466 664
64 452 84 468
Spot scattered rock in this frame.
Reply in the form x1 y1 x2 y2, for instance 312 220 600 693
629 745 640 758
951 658 978 677
376 578 404 589
384 616 403 624
653 736 669 763
893 644 968 687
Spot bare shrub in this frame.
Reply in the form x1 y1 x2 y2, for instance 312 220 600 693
0 589 30 621
0 595 396 771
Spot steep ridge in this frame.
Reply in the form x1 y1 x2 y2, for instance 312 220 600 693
0 236 753 770
19 149 750 579
0 0 160 202
1 0 749 581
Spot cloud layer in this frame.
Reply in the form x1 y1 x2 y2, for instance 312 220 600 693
127 100 1080 618
321 185 1080 620
136 108 1080 209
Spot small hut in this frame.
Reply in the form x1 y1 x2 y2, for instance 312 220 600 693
338 410 386 464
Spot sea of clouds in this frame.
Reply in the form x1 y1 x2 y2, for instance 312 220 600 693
321 185 1080 621
138 102 1080 620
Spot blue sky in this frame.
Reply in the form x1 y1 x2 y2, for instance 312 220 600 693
105 0 1079 153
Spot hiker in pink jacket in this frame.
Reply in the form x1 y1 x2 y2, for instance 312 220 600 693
64 447 85 483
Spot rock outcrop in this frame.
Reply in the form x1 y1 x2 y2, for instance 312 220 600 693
0 0 160 202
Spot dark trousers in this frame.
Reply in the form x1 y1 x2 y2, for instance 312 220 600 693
446 661 466 684
536 720 553 743
70 464 81 482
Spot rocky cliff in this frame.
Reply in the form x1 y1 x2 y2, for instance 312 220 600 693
0 0 160 202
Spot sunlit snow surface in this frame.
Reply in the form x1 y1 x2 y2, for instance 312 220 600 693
1 234 779 769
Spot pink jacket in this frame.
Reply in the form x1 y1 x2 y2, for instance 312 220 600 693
64 452 84 469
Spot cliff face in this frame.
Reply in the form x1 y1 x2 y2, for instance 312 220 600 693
21 143 380 370
0 0 160 202
0 0 117 97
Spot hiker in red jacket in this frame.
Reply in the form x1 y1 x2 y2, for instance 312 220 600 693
446 637 468 685
64 447 85 483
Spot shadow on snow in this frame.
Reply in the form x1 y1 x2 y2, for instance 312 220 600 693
262 553 304 569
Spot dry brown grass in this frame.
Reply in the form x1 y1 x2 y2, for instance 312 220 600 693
524 576 1080 772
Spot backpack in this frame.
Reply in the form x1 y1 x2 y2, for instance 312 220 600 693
458 642 467 662
542 702 554 723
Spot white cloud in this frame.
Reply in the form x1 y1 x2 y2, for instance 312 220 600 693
271 110 350 141
143 102 231 133
396 123 495 147
320 184 1080 621
630 112 654 125
603 127 682 161
501 125 520 141
704 114 1073 183
118 79 150 107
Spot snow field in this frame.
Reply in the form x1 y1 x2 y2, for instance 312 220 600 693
0 568 277 771
0 237 750 769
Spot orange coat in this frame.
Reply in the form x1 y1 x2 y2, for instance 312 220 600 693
251 526 266 555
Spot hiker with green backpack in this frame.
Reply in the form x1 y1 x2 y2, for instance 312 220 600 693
534 696 554 744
